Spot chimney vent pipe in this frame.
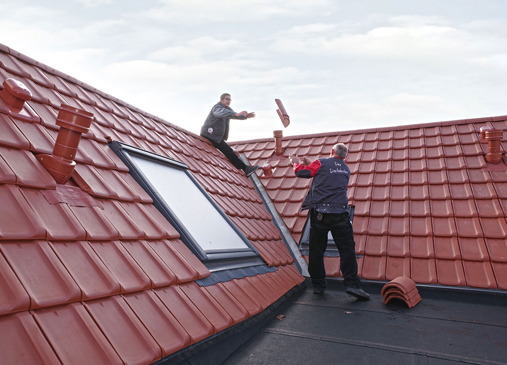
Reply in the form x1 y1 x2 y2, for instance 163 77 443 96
38 104 94 184
484 129 503 164
261 162 273 178
274 130 283 155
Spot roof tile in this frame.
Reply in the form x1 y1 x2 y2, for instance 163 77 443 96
434 237 461 259
432 217 458 237
429 184 451 200
492 263 507 290
459 237 489 261
387 236 410 257
0 184 46 240
84 296 162 363
484 238 507 262
68 204 119 241
430 200 454 217
50 241 120 301
123 290 190 357
0 251 30 315
436 259 466 286
389 200 409 217
221 279 262 317
462 261 497 288
455 217 483 237
0 241 81 309
475 199 503 218
33 303 122 365
146 240 199 283
388 217 409 236
385 257 411 281
411 258 437 284
89 241 151 294
0 147 56 189
0 114 30 149
479 217 507 238
361 255 386 280
364 236 387 256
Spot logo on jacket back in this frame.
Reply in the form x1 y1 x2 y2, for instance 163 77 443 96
330 161 348 174
208 127 213 134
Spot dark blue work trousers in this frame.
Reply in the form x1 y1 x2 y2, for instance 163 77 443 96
308 209 361 289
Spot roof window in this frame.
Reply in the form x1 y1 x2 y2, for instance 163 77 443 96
109 141 264 271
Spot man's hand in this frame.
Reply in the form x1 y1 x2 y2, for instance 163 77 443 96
246 112 256 118
289 155 298 165
235 111 248 117
300 156 311 166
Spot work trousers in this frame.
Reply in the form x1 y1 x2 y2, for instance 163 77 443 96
211 139 247 171
308 209 361 289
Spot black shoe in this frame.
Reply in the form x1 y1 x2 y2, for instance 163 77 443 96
313 286 324 295
245 165 259 177
345 287 370 300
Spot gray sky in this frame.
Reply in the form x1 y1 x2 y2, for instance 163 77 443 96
1 0 507 141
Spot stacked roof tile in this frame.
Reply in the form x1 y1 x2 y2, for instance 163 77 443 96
0 43 304 364
233 120 507 291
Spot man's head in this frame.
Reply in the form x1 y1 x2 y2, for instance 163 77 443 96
220 93 231 107
331 143 348 159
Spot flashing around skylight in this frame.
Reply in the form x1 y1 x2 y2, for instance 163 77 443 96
109 141 264 270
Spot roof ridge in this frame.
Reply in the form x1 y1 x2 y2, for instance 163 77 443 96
231 115 507 145
0 42 201 139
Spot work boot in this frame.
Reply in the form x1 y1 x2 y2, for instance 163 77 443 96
245 165 259 177
345 287 370 300
313 286 324 295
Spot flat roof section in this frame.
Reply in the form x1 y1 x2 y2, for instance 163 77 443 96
225 281 507 365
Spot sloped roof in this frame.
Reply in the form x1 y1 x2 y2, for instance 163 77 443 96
232 118 507 291
0 43 304 364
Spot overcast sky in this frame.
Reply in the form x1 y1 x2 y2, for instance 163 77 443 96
1 0 507 141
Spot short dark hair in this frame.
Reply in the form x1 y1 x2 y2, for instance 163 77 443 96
220 93 231 100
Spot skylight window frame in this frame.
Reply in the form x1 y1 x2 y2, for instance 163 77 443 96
109 141 262 269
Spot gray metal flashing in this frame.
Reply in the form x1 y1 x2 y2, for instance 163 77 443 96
240 154 309 277
196 265 278 287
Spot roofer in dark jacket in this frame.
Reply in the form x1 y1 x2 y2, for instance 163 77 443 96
290 143 369 299
201 93 259 177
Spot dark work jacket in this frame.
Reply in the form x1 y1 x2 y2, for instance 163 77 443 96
200 102 246 143
295 157 350 214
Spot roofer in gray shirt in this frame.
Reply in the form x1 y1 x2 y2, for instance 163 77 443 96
290 143 369 299
201 93 259 177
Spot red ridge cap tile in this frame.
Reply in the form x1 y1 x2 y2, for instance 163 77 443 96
21 188 86 241
146 240 199 283
155 285 214 344
0 252 30 315
434 237 461 259
1 311 61 364
84 296 162 363
180 282 233 334
123 290 190 357
50 241 120 301
0 241 81 309
436 259 466 286
89 241 151 294
0 147 56 189
121 240 177 288
411 258 437 284
0 114 30 149
0 184 46 240
462 261 497 289
68 204 119 241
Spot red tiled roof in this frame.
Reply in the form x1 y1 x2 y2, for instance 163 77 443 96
232 116 507 291
0 44 304 363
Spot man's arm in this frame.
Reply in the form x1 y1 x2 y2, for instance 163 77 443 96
212 105 240 118
290 155 321 178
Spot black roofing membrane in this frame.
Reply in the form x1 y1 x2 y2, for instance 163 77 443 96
225 281 507 365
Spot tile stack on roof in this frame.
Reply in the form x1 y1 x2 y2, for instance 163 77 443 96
232 119 507 291
381 276 421 308
0 44 303 364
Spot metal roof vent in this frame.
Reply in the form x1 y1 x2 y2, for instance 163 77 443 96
37 104 93 184
261 162 273 178
480 126 504 164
